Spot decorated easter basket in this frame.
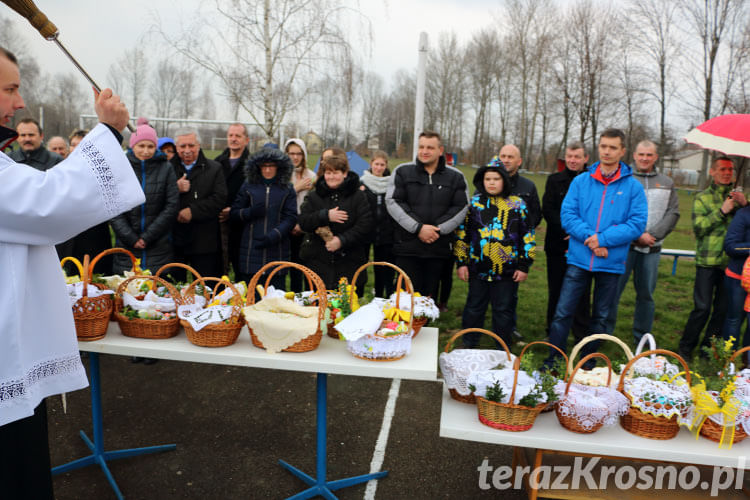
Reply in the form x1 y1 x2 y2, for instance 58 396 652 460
246 261 326 353
114 274 185 339
88 247 139 320
345 262 415 361
567 334 634 387
440 328 515 404
64 254 113 341
180 277 245 347
475 341 567 432
618 349 692 440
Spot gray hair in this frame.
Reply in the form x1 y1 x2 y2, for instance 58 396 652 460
636 140 658 151
174 128 201 144
566 141 587 155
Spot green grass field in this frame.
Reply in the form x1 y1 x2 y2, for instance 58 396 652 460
207 149 700 363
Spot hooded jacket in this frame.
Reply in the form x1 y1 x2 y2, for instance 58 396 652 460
110 150 179 273
170 149 227 255
229 148 297 276
561 161 648 274
9 145 62 171
283 138 316 214
454 162 535 280
298 171 374 289
385 155 469 258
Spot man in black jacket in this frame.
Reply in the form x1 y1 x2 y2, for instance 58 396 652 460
215 123 250 275
171 128 227 279
386 130 469 297
542 141 591 339
9 118 62 171
497 144 541 228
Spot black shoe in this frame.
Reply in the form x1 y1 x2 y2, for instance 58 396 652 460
131 356 144 363
142 358 159 365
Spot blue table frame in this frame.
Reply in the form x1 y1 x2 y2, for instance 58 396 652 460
66 325 437 499
51 353 176 500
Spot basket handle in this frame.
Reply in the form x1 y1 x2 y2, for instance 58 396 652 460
443 328 512 362
89 247 138 275
247 261 327 323
80 254 91 298
634 333 657 359
519 340 569 382
60 256 84 278
567 333 634 376
350 261 414 333
617 349 691 392
564 352 613 396
154 262 203 282
115 274 182 311
728 345 750 367
186 276 243 306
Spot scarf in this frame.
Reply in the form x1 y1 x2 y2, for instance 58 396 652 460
361 170 390 194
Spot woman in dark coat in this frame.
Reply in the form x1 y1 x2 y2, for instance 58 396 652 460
230 147 297 288
110 118 179 274
299 154 373 292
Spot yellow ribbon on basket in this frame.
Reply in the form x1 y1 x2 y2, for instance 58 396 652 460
383 306 410 323
689 381 742 449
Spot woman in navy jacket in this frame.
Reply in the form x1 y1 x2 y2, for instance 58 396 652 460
230 147 297 287
722 205 750 355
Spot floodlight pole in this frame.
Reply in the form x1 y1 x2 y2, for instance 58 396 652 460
412 32 428 162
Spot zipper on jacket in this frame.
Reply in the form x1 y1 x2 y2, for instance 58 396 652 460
245 191 254 273
140 160 147 268
590 184 609 271
263 186 270 265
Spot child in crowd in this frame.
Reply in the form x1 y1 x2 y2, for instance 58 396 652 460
454 158 536 348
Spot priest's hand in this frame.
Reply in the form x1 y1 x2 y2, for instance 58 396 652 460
94 88 129 131
177 207 192 223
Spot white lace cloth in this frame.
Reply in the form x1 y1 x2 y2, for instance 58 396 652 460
66 282 114 306
347 333 413 360
243 297 321 353
624 377 692 419
572 367 620 388
629 356 680 378
440 349 516 395
555 383 630 430
121 290 198 312
178 304 237 331
386 292 440 320
467 369 547 405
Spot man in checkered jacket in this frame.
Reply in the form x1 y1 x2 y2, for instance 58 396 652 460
679 157 747 359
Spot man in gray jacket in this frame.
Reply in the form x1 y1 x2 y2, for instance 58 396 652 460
9 118 62 171
606 140 679 343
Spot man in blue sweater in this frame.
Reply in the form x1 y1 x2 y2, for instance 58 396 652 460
546 129 648 366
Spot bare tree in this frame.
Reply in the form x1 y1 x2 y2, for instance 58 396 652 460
425 32 466 151
338 52 362 149
150 58 187 130
466 29 500 164
107 48 149 117
627 0 680 171
360 71 385 141
158 0 364 140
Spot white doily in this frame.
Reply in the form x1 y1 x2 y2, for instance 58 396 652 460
346 333 412 360
386 292 439 320
66 282 114 306
556 383 630 430
467 369 547 405
629 356 680 378
572 367 620 388
178 304 238 331
624 377 692 420
122 290 198 312
439 349 515 396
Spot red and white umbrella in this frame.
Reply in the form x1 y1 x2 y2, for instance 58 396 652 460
684 114 750 158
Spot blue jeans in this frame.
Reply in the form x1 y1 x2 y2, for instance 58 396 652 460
461 277 518 349
547 265 620 366
722 275 750 349
606 249 660 344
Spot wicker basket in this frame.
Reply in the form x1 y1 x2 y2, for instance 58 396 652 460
246 261 326 352
442 328 513 404
618 349 691 440
556 353 615 433
696 345 750 444
67 255 113 341
114 275 183 339
475 342 564 432
180 277 245 347
89 247 139 320
346 262 414 361
567 333 634 387
412 317 429 336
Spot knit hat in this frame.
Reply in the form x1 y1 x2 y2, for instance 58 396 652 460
129 117 158 148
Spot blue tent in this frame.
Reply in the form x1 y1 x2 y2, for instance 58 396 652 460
314 151 370 176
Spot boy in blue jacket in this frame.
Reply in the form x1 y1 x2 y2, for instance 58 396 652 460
546 129 648 366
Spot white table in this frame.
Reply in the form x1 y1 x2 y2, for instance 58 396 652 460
440 387 750 499
59 324 438 500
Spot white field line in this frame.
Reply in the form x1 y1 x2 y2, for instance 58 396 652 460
364 378 401 500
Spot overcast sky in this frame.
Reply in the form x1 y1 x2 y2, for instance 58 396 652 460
9 0 497 97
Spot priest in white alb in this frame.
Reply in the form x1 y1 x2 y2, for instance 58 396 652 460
0 46 145 499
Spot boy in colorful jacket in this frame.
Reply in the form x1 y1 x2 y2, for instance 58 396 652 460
546 129 647 366
454 158 535 348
